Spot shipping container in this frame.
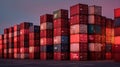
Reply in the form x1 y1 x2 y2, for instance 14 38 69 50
40 52 53 60
70 43 88 52
29 52 40 59
114 27 120 36
54 18 69 28
114 8 120 18
40 30 53 38
40 22 53 30
54 44 69 52
70 3 88 16
114 53 120 61
105 44 112 52
70 24 87 34
29 40 40 46
29 46 40 53
105 52 112 60
54 28 69 36
54 52 69 60
29 25 40 33
20 22 33 29
53 9 68 19
88 52 102 60
113 45 120 53
89 43 102 52
114 36 120 44
114 18 120 27
40 14 53 24
88 15 101 25
106 18 113 28
101 16 106 26
89 5 102 15
14 25 20 31
40 38 53 45
88 24 101 34
54 36 69 44
70 34 87 43
40 45 53 52
70 15 88 25
29 33 40 40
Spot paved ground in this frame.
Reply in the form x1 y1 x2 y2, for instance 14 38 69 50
0 59 120 67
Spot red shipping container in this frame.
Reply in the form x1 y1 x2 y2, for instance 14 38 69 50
114 8 120 18
70 15 88 25
14 36 20 43
40 14 53 24
88 15 101 25
70 52 80 61
114 53 120 61
54 52 69 60
106 19 113 28
14 31 20 37
114 36 120 44
40 30 53 38
14 48 20 53
54 18 69 28
20 29 29 35
54 28 69 36
29 33 40 40
0 35 4 40
29 46 40 53
20 35 29 41
89 52 102 60
70 3 88 16
20 22 33 29
40 38 53 45
4 28 9 34
70 43 88 52
106 52 112 60
114 45 120 53
89 5 102 15
70 34 87 43
20 47 29 53
40 52 53 60
29 40 40 46
114 27 120 36
40 22 53 30
21 53 29 59
29 52 40 59
14 25 20 31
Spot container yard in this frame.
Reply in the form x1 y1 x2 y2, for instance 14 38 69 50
0 3 120 64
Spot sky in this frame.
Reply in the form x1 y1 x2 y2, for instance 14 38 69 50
0 0 120 34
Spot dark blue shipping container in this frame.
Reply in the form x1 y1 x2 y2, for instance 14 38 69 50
54 44 69 52
29 25 40 33
105 44 112 52
40 45 53 52
88 24 95 34
88 24 101 34
114 18 120 27
61 36 69 44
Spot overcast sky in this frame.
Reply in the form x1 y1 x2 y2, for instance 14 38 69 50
0 0 120 34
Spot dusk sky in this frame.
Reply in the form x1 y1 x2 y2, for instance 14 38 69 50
0 0 120 34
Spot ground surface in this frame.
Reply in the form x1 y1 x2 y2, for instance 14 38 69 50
0 59 120 67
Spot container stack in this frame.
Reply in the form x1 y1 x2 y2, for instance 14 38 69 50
105 18 114 60
101 16 106 60
53 9 69 60
29 25 40 59
114 8 120 61
20 22 33 59
4 28 9 59
70 4 88 61
8 27 14 59
40 14 53 60
88 5 103 60
0 35 4 58
14 25 20 59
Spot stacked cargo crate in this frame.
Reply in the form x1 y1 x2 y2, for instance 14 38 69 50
88 5 103 60
0 35 4 58
3 28 9 59
53 9 69 60
105 18 114 60
114 8 120 61
8 27 14 59
29 25 40 59
40 14 53 60
70 4 88 61
20 22 33 59
101 16 106 60
14 25 20 59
